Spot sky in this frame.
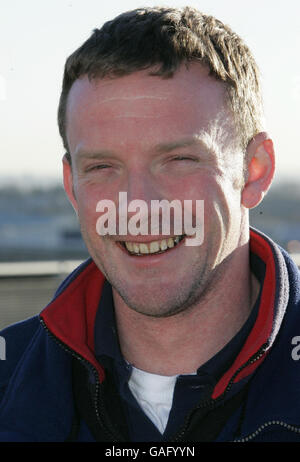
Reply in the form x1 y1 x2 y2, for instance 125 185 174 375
0 0 299 186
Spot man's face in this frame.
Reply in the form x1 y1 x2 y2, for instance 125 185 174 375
64 64 247 317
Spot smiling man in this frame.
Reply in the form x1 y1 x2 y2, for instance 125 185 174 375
1 6 300 442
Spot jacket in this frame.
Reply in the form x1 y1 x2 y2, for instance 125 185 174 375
0 227 300 442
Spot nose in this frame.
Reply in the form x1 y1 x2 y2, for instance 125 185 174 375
125 167 162 206
117 167 165 236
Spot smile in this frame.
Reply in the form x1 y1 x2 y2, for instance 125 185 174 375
120 235 185 256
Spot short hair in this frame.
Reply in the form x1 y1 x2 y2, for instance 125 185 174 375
57 6 265 163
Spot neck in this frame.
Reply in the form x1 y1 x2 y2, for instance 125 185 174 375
113 244 260 376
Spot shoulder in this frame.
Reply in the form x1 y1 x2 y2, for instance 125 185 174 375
0 316 41 397
0 315 41 358
1 314 40 342
0 316 75 441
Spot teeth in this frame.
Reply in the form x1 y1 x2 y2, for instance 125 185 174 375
149 241 160 253
139 243 149 254
160 239 168 251
123 236 183 255
167 238 174 248
133 243 140 254
125 242 133 252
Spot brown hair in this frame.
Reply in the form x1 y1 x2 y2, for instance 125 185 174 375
57 6 264 162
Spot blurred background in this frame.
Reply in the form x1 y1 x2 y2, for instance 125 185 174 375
0 0 299 329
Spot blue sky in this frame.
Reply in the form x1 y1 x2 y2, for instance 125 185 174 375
0 0 299 185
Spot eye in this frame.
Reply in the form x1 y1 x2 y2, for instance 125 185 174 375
86 164 111 172
171 156 197 162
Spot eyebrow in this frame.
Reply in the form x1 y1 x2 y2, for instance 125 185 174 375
154 135 218 157
74 134 218 163
75 149 116 164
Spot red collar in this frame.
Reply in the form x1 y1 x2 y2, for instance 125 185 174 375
40 260 106 381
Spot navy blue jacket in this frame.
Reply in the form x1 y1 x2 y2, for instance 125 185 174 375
0 227 300 442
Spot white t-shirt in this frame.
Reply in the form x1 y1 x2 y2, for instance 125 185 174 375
128 366 179 434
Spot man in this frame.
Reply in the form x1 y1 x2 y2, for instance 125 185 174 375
0 6 300 442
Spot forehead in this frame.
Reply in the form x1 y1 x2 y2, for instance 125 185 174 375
65 64 231 155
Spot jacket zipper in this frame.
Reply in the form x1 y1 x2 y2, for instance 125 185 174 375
40 316 274 442
40 317 121 442
170 342 268 442
233 421 300 442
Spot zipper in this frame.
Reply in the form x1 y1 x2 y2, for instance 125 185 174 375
233 421 300 442
170 343 268 442
40 314 271 442
39 317 122 442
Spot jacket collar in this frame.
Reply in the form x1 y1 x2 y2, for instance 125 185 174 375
40 227 289 399
212 227 289 398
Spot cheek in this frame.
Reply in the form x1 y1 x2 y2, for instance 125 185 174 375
77 203 98 239
163 174 210 201
188 177 232 231
76 182 126 240
209 179 243 236
76 186 104 234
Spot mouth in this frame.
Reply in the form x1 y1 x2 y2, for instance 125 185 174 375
118 235 186 256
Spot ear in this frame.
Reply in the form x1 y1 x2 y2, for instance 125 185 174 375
241 132 275 209
62 153 78 213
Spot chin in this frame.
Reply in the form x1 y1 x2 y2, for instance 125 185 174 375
114 279 204 319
